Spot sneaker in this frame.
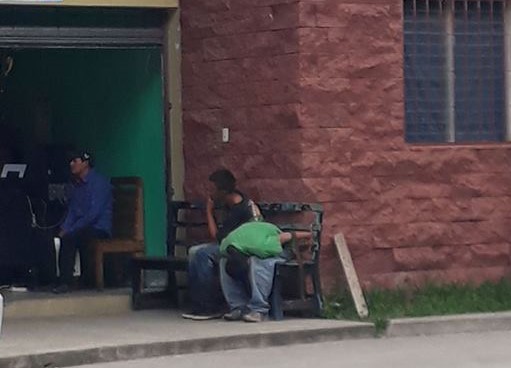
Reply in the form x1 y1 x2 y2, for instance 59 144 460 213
223 308 244 321
224 308 243 321
242 311 267 323
52 284 70 294
181 311 223 321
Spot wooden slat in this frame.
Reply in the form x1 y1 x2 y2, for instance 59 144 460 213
99 241 143 253
93 176 145 289
114 178 143 241
334 233 368 319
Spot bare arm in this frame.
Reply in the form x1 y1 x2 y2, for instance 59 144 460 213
206 197 218 240
279 231 312 244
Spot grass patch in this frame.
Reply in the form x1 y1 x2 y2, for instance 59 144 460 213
323 279 511 334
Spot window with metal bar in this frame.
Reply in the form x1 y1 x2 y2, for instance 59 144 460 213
404 0 507 143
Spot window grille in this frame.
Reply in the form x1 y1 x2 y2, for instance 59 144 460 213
404 0 507 143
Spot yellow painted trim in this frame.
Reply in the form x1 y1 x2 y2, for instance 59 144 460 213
0 0 178 8
165 9 184 201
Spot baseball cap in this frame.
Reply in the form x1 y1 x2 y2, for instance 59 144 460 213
68 150 94 166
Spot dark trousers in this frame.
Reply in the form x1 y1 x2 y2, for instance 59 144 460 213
32 229 58 286
59 227 108 287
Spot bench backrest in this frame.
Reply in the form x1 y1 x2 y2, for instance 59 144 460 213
167 201 208 255
167 201 323 261
257 202 323 262
111 177 144 241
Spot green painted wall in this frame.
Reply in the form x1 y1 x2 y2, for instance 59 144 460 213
5 48 167 256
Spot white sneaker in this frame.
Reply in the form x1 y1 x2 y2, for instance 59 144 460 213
181 311 223 321
242 311 267 323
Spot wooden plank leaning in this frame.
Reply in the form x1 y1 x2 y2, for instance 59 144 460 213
334 233 369 319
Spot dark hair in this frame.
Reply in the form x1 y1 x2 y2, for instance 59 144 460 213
209 169 236 193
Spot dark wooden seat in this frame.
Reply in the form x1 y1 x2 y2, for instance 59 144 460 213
258 202 324 320
91 177 144 290
131 201 207 310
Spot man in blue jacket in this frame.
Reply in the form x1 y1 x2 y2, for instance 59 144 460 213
53 151 112 294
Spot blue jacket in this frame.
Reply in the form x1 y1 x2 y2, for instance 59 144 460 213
62 169 113 236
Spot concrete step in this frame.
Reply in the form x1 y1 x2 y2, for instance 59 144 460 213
2 288 131 319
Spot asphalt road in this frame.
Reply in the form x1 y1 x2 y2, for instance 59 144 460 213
77 330 511 368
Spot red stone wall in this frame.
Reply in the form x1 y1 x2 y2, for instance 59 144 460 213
181 0 303 198
181 0 511 291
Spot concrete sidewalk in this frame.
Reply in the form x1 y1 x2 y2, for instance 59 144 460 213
4 305 511 368
0 310 374 368
386 311 511 337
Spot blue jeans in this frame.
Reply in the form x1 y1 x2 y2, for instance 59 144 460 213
220 256 284 315
187 242 224 312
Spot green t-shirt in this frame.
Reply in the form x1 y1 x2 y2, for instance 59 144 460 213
220 222 282 259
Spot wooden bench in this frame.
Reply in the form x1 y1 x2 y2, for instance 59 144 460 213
131 200 324 319
91 177 144 290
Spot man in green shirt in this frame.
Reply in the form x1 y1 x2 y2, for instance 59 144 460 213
220 222 311 322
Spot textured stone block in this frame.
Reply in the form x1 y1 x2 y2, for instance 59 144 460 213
187 5 299 37
183 80 300 109
393 246 472 271
299 52 403 80
202 30 298 61
299 77 403 106
298 102 404 128
353 249 397 275
183 56 299 91
242 178 317 202
471 244 511 268
362 267 511 290
221 153 304 179
302 153 352 178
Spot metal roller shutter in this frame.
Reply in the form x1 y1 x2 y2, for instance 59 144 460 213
0 26 164 47
0 6 166 48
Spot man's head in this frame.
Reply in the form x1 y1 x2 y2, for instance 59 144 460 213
208 169 236 203
69 150 93 178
